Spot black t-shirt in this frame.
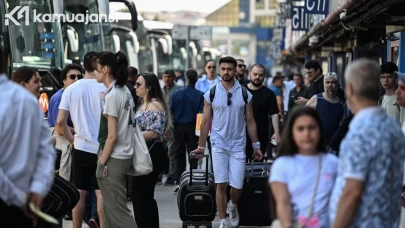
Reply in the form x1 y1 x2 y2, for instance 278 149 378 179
246 86 278 136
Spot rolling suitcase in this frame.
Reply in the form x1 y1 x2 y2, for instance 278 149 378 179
237 157 276 226
177 154 216 228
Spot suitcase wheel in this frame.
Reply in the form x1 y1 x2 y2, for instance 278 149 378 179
182 222 212 228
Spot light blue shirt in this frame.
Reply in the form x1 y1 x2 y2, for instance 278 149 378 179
195 75 221 93
0 75 55 207
329 107 405 227
203 80 252 152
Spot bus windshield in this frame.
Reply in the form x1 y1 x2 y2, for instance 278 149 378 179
63 0 109 63
6 0 63 70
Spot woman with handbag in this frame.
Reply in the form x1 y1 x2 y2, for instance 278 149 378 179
269 106 338 228
93 51 137 228
132 72 170 228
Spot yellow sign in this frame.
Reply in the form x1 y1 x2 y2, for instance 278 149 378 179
39 93 49 113
195 113 211 136
195 113 203 136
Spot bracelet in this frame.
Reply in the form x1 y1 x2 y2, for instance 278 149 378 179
252 141 261 150
198 146 205 150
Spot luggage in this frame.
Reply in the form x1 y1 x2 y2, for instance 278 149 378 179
177 154 216 228
237 157 276 226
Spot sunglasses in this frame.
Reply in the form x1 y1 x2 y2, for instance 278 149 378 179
207 66 216 69
68 74 83 80
227 92 232 106
238 64 246 68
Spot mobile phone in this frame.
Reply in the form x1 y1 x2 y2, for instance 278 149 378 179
271 138 277 146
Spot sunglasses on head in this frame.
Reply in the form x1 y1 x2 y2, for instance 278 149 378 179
227 92 232 106
68 74 83 80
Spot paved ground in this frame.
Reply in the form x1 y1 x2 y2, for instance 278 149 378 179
62 151 271 228
62 182 270 228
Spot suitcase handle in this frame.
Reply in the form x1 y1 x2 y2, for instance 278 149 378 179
189 153 209 186
249 156 268 177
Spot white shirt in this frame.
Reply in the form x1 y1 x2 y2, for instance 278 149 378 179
283 80 295 112
203 80 252 152
0 75 55 207
59 79 105 153
104 86 135 159
270 154 338 228
381 94 400 122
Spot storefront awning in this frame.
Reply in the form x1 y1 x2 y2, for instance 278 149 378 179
288 0 369 54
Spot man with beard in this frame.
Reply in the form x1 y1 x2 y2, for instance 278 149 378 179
236 59 249 86
296 60 345 105
245 64 280 160
306 72 345 147
192 56 263 228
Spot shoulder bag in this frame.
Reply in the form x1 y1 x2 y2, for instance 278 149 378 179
127 123 153 176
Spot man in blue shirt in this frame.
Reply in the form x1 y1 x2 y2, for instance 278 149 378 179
48 63 83 181
165 69 204 188
330 59 405 228
269 75 284 122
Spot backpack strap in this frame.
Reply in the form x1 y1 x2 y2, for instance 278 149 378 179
209 85 216 103
209 85 216 116
378 95 383 106
241 86 248 116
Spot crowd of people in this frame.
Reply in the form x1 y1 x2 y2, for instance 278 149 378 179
1 44 405 228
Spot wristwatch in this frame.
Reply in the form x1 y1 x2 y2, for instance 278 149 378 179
252 141 261 150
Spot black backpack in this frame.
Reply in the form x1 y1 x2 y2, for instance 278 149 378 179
209 85 248 115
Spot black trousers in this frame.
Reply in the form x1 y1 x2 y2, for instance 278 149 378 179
0 199 32 228
132 142 168 228
169 122 199 183
245 133 269 162
0 175 79 228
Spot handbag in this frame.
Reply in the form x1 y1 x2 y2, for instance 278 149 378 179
127 123 153 176
271 155 323 228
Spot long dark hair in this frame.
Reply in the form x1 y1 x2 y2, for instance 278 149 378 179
140 72 172 130
92 51 129 87
276 106 326 157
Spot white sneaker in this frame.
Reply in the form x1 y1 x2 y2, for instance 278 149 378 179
219 221 230 228
227 201 239 227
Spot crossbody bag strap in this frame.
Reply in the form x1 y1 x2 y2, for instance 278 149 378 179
305 154 323 227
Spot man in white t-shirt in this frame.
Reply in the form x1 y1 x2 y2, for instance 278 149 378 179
379 62 400 122
56 51 106 228
192 56 263 228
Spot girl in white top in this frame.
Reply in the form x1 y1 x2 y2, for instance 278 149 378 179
93 51 137 228
269 106 338 228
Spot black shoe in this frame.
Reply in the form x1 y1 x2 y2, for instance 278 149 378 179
88 216 100 228
64 211 73 220
164 177 175 186
173 185 180 194
156 175 163 185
